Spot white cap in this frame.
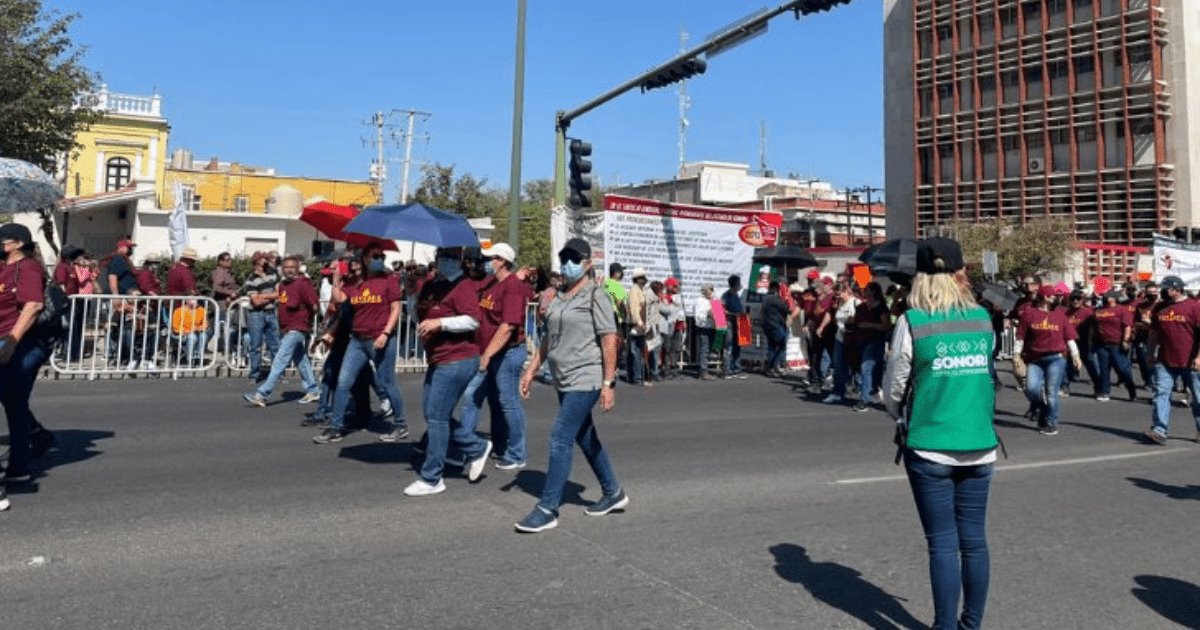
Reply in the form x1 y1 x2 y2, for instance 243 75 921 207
631 267 648 279
481 243 516 263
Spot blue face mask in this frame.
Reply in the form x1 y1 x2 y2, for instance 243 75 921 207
483 261 497 276
437 258 463 282
561 260 585 284
368 259 386 275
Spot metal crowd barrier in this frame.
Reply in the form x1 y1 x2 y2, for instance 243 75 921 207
52 295 222 378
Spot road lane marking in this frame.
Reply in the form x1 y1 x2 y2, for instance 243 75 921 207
833 449 1190 485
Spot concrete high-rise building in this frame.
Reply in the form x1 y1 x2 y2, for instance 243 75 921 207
885 0 1200 275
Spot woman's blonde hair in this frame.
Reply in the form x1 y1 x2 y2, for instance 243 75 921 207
909 271 977 314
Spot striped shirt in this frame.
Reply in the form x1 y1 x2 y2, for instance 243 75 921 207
243 271 279 311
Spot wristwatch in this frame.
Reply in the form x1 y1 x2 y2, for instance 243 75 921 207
604 379 617 389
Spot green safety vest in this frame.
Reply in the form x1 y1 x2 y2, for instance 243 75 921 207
905 307 998 452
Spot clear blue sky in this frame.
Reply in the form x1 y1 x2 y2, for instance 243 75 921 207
48 0 884 200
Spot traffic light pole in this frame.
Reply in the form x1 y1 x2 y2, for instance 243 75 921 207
552 0 825 205
507 0 527 252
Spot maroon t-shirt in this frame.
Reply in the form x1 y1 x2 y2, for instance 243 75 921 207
344 275 401 338
53 261 79 295
1066 306 1094 339
276 276 318 333
1093 305 1132 345
166 262 196 296
0 258 45 337
1018 307 1077 361
419 277 484 365
477 274 533 350
135 268 161 295
853 300 891 345
1151 299 1200 369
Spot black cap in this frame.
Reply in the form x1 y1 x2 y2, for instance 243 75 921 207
560 238 591 259
609 261 623 275
916 237 964 275
1104 290 1121 300
62 245 85 260
1161 275 1185 291
1070 290 1084 300
0 223 33 246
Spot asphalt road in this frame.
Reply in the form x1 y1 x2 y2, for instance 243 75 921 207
2 371 1198 629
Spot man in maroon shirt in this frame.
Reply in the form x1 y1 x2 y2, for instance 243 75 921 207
55 246 85 361
1064 290 1098 396
1144 275 1200 444
244 255 320 407
1017 285 1083 435
1091 290 1137 401
134 258 161 296
166 247 198 297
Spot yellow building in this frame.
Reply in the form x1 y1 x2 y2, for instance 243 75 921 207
62 85 170 198
163 159 378 213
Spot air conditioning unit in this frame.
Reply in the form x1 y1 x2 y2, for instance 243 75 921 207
1029 158 1045 173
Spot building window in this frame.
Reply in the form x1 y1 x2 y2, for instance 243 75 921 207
105 157 131 191
1076 126 1097 143
234 195 250 213
1072 0 1094 20
977 13 995 45
179 184 201 211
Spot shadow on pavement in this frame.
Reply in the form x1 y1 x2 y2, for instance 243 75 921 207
1131 575 1200 629
769 543 925 630
338 442 415 466
993 418 1038 432
1126 477 1200 501
40 429 115 472
1060 421 1146 442
498 469 588 507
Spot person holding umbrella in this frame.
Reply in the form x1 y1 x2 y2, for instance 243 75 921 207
313 245 407 445
404 247 491 496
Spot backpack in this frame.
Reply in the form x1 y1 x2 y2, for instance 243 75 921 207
15 262 69 345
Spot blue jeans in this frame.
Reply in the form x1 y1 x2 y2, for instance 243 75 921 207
1024 355 1065 427
831 339 849 398
247 311 281 379
331 335 405 431
490 345 528 464
539 390 620 512
859 340 886 404
1094 343 1135 397
725 323 743 373
627 334 646 384
1 338 49 476
174 330 209 363
1150 364 1200 438
256 330 318 399
905 451 993 630
420 356 487 483
696 328 714 376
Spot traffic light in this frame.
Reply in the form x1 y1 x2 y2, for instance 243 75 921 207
793 0 853 18
640 57 707 92
568 139 593 208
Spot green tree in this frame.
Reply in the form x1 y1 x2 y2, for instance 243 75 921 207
412 163 504 219
954 217 1078 282
0 0 101 173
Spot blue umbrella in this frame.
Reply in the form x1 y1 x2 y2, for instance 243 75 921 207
343 202 479 248
0 157 62 213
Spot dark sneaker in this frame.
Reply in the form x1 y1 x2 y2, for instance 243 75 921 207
1038 425 1059 436
1127 384 1139 401
495 459 527 470
3 469 32 484
584 489 630 516
379 424 409 443
853 402 870 413
515 506 559 533
1143 429 1167 445
466 442 493 482
243 392 267 408
312 428 346 444
299 414 329 427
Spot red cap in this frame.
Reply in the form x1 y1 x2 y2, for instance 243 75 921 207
117 239 136 249
664 276 680 288
807 269 820 280
821 276 834 285
1038 285 1057 299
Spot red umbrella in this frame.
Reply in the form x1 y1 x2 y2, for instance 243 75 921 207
300 201 397 251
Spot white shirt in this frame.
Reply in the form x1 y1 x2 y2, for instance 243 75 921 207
693 295 714 329
834 298 859 342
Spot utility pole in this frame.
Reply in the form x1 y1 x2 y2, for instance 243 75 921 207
759 121 768 175
802 178 820 248
858 186 884 244
396 109 432 204
374 111 386 203
843 188 854 246
507 0 527 251
677 26 690 176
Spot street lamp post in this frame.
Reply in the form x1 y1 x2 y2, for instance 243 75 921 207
507 0 527 252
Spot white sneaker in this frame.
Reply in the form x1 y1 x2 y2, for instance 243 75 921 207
125 360 138 371
403 478 446 497
466 442 493 482
141 360 157 370
297 392 320 404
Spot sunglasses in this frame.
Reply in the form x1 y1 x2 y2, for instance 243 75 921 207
558 250 584 264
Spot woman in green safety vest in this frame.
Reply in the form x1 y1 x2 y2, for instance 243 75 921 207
881 237 998 630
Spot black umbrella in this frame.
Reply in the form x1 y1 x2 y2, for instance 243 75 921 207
858 243 883 264
979 281 1021 313
861 238 921 277
752 245 819 270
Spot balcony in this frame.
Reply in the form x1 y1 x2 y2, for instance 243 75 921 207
78 84 163 120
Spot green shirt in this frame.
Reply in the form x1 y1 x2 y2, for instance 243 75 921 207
603 277 627 324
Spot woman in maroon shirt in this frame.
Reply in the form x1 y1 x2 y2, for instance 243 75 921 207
0 223 49 500
1016 285 1083 435
403 247 491 497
